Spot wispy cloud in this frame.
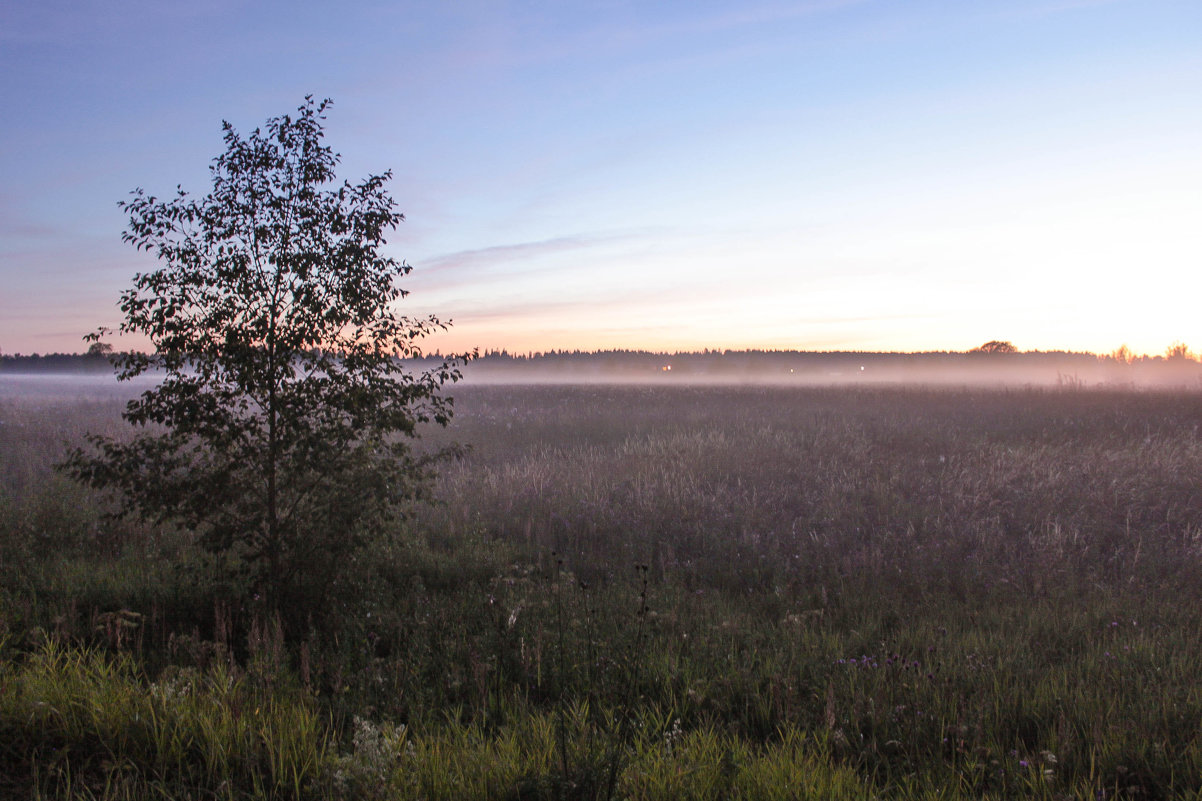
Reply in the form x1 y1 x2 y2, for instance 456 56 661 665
422 235 595 271
412 230 653 289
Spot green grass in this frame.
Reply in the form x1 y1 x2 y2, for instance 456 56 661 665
4 383 1202 798
0 640 330 799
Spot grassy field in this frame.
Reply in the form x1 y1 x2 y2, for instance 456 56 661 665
3 382 1202 799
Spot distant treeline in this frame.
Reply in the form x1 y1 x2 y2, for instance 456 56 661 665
0 352 119 373
458 348 1202 384
4 348 1200 385
470 347 1101 370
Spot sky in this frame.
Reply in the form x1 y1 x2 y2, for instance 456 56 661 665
1 0 1200 357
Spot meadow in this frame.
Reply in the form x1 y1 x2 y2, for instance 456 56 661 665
3 381 1202 799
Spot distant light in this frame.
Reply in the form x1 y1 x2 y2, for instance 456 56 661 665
860 365 865 371
662 365 671 371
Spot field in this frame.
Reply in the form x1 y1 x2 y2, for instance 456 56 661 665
4 381 1202 799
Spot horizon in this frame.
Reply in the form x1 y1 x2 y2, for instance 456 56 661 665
3 1 1199 357
0 341 1190 359
6 345 1200 394
0 340 1194 363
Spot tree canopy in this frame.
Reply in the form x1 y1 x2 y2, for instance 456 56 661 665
970 340 1018 355
62 97 468 622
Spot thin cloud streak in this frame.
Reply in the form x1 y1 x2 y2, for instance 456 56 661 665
409 229 669 292
419 233 625 274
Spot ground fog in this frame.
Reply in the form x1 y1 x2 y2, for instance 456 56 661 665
4 382 1202 799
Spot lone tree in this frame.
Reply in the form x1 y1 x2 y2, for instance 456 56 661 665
969 340 1018 355
1165 341 1194 362
63 98 467 622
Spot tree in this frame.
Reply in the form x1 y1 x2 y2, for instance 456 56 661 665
969 340 1018 355
62 97 468 622
1165 341 1194 362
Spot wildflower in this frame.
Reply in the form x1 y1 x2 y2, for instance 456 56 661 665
664 718 684 754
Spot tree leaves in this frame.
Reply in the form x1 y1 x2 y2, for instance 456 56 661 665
61 97 471 625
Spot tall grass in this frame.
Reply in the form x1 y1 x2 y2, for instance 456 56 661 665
0 640 330 799
4 382 1202 798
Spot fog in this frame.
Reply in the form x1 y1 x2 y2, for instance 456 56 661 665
3 352 1200 402
0 372 163 402
455 352 1202 390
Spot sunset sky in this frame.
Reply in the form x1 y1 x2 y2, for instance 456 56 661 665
2 0 1200 357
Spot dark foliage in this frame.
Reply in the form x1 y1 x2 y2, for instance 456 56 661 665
60 97 468 625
